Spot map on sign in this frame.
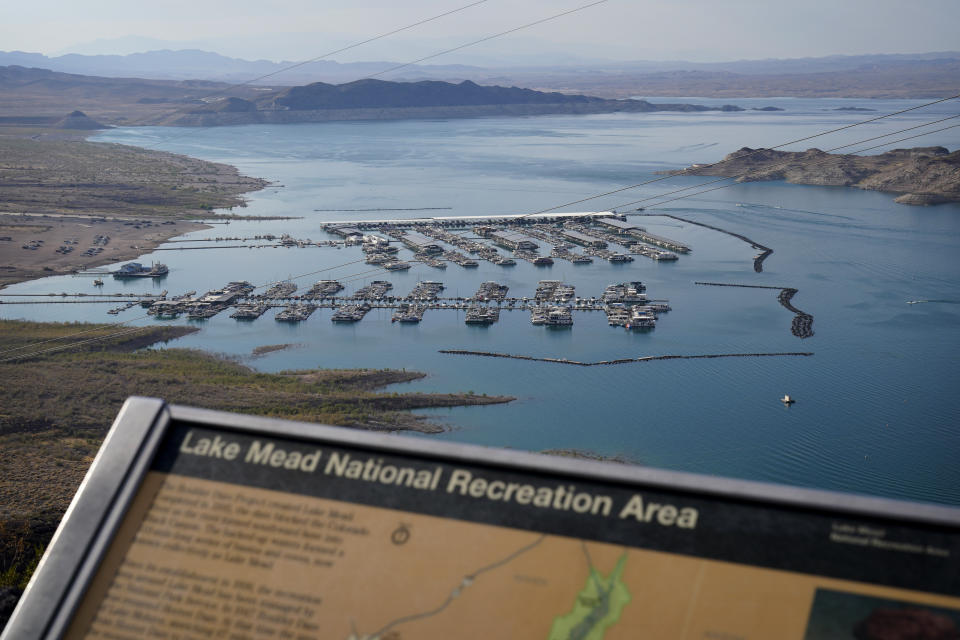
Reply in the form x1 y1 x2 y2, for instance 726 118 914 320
58 419 960 640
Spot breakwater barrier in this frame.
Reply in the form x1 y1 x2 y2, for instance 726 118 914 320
695 282 814 339
439 349 813 366
636 213 772 272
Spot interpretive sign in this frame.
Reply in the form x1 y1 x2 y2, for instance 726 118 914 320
5 397 960 639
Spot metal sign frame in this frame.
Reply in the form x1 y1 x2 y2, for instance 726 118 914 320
5 396 960 639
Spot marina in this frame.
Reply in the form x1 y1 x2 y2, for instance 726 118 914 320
12 275 677 335
6 101 956 507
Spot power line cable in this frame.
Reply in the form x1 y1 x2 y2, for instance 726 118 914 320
128 0 491 125
366 0 610 80
632 123 960 211
514 94 960 218
203 0 491 95
0 315 152 356
8 101 956 360
610 113 960 210
0 325 155 364
127 0 610 136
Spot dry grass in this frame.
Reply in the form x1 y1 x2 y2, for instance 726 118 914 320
0 319 511 621
0 135 267 217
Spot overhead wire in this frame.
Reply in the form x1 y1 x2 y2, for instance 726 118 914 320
124 0 612 139
7 0 957 360
365 0 610 80
119 0 492 129
6 104 957 361
199 0 492 95
609 113 960 211
0 325 157 364
1 1 627 359
512 93 960 218
625 123 960 211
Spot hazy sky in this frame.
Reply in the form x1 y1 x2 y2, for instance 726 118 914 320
5 0 959 64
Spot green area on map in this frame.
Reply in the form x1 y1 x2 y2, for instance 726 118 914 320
548 552 631 640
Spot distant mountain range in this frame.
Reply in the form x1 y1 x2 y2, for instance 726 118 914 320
0 66 753 127
159 79 750 127
1 49 958 98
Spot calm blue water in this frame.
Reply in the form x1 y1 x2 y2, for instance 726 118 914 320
5 98 959 505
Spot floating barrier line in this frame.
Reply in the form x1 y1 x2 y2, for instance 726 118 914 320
439 350 813 366
637 213 773 272
695 281 814 339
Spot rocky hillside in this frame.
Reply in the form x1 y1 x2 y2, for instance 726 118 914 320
674 146 960 205
159 78 747 126
266 78 606 110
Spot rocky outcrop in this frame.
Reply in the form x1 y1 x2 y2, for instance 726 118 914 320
52 110 107 129
674 146 960 204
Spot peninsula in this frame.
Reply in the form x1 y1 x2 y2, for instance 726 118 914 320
672 146 960 205
0 125 268 286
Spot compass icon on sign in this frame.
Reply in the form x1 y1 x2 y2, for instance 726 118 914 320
391 523 411 546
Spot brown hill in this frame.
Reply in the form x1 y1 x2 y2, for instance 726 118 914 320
674 146 960 205
52 110 107 129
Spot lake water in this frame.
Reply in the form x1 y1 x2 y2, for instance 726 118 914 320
5 97 960 505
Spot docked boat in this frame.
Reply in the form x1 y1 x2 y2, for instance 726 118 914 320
231 303 270 320
275 304 317 322
546 307 573 326
263 281 297 299
332 303 371 322
304 280 345 299
392 303 425 323
626 306 656 329
465 305 500 325
112 262 168 279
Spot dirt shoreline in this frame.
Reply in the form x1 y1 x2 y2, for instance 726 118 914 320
0 127 269 288
0 213 211 287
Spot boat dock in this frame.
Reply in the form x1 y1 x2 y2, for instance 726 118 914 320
276 303 318 322
331 303 371 323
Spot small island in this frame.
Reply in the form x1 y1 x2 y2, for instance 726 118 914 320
673 146 960 205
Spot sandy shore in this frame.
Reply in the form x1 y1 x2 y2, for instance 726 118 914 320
0 213 210 287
